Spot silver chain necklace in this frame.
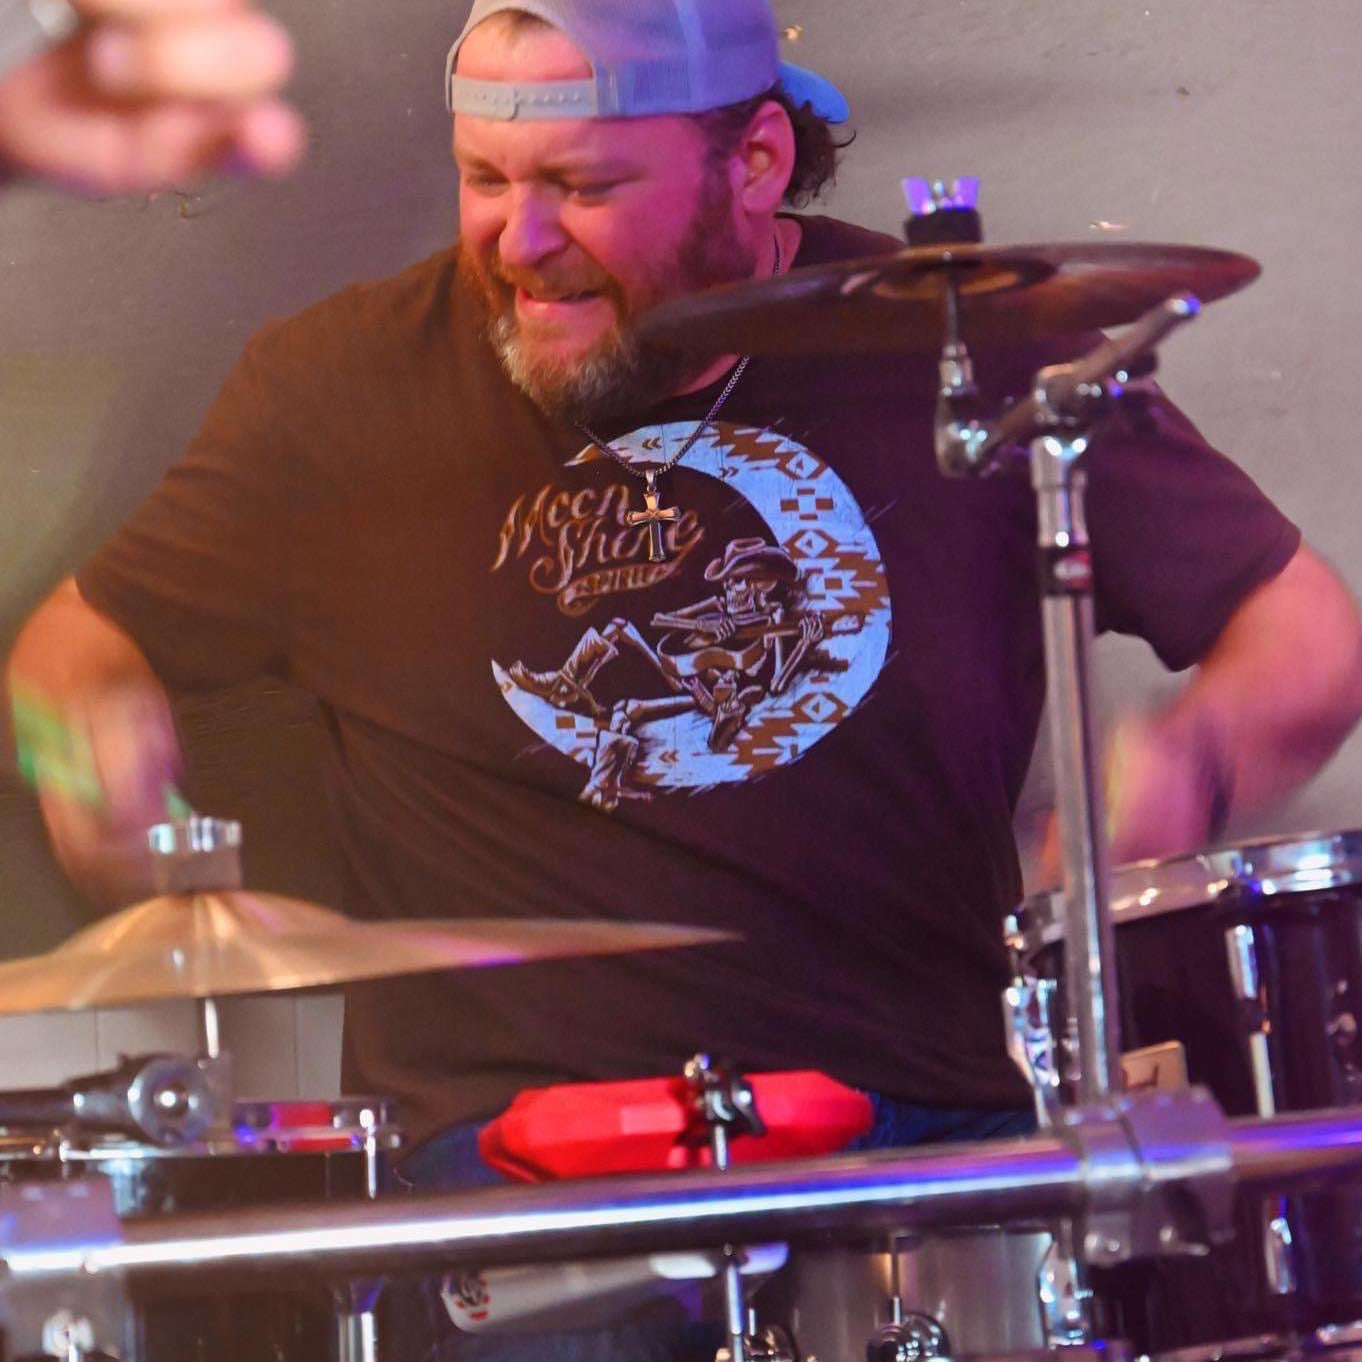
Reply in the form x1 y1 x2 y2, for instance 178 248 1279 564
578 231 784 565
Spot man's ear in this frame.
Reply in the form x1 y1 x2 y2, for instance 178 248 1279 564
731 100 796 213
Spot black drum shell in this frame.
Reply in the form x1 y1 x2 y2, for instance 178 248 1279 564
1019 843 1362 1352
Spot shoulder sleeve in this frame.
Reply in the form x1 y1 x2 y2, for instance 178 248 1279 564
76 330 297 691
1085 389 1301 671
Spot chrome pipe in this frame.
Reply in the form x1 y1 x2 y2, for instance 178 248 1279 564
1229 1109 1362 1184
336 1306 378 1362
6 1136 1084 1286
5 1110 1361 1293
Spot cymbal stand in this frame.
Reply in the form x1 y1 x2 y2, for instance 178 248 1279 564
335 1103 386 1362
933 263 1201 1103
199 995 221 1059
336 1279 382 1362
684 1055 791 1362
147 815 239 1069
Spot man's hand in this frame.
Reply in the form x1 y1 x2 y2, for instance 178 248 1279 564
0 0 304 193
1041 545 1362 879
1039 712 1221 880
17 682 185 903
1103 712 1227 865
8 578 187 905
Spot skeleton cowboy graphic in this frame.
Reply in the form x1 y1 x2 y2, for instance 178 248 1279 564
508 537 861 810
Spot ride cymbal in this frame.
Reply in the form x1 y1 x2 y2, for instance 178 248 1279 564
636 241 1260 357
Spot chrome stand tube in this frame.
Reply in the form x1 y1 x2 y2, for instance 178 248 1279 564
199 996 221 1060
1032 432 1121 1103
710 1101 748 1362
335 1281 382 1362
337 1105 386 1362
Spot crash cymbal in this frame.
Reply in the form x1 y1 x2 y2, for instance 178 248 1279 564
0 890 736 1012
636 241 1261 357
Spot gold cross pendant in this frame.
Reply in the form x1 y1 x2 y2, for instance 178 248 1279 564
625 469 681 564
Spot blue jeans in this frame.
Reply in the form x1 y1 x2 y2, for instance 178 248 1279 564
382 1094 1035 1362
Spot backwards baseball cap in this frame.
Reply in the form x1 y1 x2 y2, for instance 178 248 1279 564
445 0 849 125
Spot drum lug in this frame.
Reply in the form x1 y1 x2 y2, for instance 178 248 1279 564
41 1308 97 1362
1326 989 1362 1102
716 1323 796 1362
865 1312 950 1362
1002 924 1063 1128
1261 1197 1299 1297
1037 1224 1093 1346
1224 924 1279 1117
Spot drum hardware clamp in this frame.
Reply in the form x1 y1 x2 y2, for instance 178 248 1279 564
0 1052 227 1148
0 1178 124 1362
1055 1087 1235 1268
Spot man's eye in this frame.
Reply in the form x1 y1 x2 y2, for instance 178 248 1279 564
464 175 507 194
568 182 622 200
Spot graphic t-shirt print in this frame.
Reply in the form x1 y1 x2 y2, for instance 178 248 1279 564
490 421 892 812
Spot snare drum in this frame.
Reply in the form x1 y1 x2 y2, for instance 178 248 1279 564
0 1096 400 1362
1011 831 1362 1353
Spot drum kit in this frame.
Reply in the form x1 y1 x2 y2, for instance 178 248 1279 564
2 177 1362 1362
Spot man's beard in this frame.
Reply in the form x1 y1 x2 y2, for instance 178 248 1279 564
459 173 756 428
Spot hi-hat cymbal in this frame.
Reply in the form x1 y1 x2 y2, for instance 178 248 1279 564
636 241 1261 357
0 890 736 1013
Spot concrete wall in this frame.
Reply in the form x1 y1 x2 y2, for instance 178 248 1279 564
0 0 1358 1093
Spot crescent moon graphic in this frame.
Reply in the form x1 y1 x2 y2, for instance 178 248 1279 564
493 420 892 799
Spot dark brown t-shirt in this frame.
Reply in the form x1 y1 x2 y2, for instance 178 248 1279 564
77 215 1300 1141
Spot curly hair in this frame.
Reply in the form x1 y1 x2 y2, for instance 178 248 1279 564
694 85 851 208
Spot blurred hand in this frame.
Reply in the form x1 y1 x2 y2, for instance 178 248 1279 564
16 682 185 903
1040 712 1225 882
1102 713 1224 864
0 0 304 193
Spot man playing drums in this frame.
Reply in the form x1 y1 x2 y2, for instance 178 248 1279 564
9 0 1362 1356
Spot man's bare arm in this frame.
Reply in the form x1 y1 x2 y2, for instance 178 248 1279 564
7 576 183 903
0 0 304 193
1108 545 1362 862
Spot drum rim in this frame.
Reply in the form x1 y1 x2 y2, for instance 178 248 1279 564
1145 1335 1291 1362
0 1094 402 1160
1016 828 1362 945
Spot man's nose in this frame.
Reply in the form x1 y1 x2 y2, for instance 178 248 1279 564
498 187 566 270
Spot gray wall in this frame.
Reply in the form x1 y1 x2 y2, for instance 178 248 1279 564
0 1 1358 1082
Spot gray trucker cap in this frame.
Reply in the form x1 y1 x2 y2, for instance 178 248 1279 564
446 0 849 124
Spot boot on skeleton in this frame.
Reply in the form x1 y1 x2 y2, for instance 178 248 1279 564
579 704 644 811
580 723 643 812
708 674 765 751
509 628 617 716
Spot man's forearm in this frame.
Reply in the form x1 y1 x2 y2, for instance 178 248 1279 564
8 577 162 706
